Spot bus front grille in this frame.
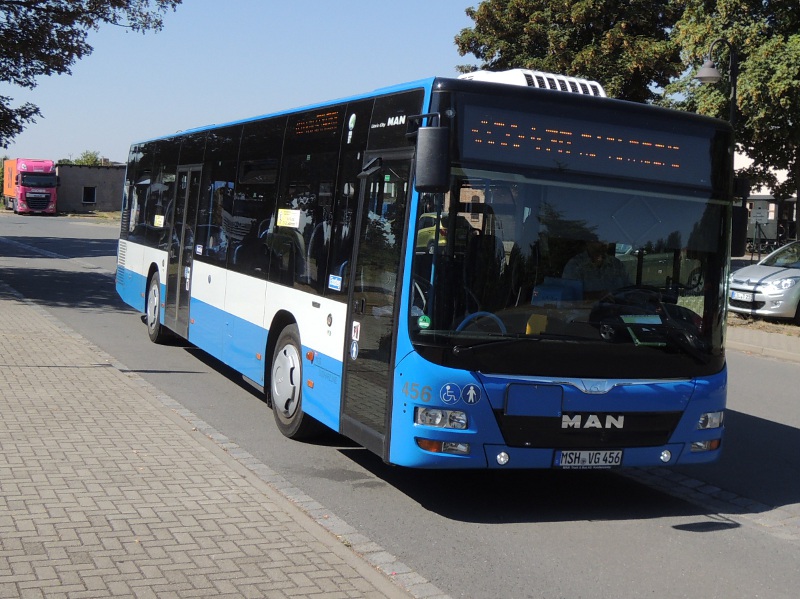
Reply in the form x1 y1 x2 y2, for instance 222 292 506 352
493 410 683 449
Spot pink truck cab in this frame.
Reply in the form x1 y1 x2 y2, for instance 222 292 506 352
3 158 58 215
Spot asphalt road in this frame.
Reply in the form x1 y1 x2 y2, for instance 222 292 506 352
2 212 799 599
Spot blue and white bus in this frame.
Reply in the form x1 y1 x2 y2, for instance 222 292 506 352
116 69 732 469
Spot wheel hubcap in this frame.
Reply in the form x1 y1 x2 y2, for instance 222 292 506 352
272 344 300 419
148 284 158 331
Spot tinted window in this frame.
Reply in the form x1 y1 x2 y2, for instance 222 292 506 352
271 106 345 291
125 143 155 243
179 131 207 166
367 89 425 151
143 138 180 250
195 125 241 266
328 98 374 300
227 117 287 277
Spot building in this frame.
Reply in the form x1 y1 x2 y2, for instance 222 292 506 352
55 163 125 213
735 154 797 243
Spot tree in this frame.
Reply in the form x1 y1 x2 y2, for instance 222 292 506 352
58 150 104 166
454 0 684 102
668 0 800 237
0 0 182 148
0 154 7 190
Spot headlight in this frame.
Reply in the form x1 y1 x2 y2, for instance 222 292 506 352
415 407 468 430
698 411 724 429
762 277 799 292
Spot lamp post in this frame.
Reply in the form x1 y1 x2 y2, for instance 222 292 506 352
695 39 751 257
695 38 739 128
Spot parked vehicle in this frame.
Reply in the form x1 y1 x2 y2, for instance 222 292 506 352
3 158 58 215
728 241 800 324
415 212 474 254
615 244 703 294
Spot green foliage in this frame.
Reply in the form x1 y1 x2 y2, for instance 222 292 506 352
454 0 684 102
667 1 800 205
456 0 800 226
58 150 104 165
74 150 103 166
0 0 182 148
0 153 7 189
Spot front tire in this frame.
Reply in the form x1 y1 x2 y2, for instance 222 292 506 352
269 324 320 439
146 273 168 343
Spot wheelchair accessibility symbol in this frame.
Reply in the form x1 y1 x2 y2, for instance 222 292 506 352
440 383 461 404
439 383 482 405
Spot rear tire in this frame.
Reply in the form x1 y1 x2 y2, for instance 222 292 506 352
146 273 168 343
269 324 321 439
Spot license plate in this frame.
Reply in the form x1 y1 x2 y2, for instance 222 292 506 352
555 450 622 469
730 290 753 302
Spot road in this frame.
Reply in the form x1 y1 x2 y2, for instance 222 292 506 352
2 212 799 599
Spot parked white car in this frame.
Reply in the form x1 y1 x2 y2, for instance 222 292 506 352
728 241 800 324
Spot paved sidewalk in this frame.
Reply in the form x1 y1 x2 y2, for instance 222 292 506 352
1 276 798 599
727 325 800 364
0 286 429 599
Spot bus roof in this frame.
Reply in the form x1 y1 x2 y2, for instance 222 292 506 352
131 70 729 146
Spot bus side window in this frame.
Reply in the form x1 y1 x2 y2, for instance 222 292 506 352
227 118 285 278
274 151 338 293
196 125 241 267
326 99 374 301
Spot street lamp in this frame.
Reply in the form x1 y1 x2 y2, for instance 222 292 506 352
695 39 751 257
694 38 739 127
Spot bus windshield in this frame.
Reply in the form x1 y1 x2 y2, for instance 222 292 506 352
408 168 728 380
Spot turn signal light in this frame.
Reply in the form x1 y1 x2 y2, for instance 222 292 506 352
415 438 470 455
691 439 721 452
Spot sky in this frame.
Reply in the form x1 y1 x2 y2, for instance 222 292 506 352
2 0 479 164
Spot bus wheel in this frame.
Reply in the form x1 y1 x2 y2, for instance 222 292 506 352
146 273 168 344
270 324 320 439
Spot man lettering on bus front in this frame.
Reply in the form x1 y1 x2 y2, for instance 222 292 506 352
562 239 629 298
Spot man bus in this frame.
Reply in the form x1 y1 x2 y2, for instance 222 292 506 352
116 69 732 469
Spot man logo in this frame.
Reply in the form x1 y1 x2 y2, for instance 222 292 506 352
562 414 625 429
387 116 406 126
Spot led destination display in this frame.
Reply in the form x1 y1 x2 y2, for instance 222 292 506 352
460 102 718 189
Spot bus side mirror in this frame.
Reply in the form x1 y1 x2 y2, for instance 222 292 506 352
414 126 450 193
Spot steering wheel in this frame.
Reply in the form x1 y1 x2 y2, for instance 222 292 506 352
455 311 507 333
412 274 431 312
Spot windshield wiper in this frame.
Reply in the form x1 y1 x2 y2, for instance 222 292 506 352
451 333 589 355
659 327 711 364
561 314 712 364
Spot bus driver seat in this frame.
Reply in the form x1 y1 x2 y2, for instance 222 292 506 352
464 231 506 312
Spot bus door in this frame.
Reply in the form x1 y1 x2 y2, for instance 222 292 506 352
341 156 410 457
164 165 202 338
